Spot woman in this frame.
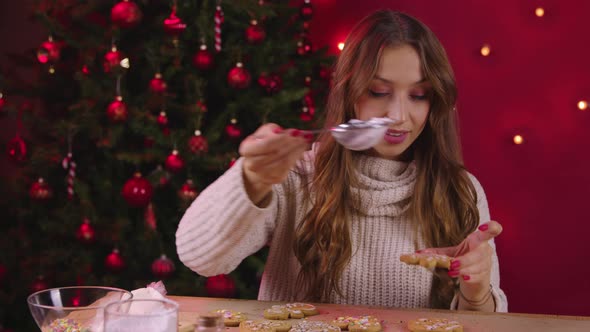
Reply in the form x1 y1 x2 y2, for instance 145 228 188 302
176 10 508 312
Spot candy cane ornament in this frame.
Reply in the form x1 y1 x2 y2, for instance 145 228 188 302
214 4 224 52
62 152 77 200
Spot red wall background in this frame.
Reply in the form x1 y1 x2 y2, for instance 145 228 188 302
2 1 589 316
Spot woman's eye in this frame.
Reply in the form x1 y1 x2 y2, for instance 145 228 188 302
410 94 428 101
368 90 390 97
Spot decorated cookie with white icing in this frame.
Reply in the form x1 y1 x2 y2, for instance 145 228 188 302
239 320 292 332
332 316 381 332
408 318 463 332
213 309 247 327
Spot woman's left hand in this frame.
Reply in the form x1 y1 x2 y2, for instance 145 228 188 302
419 220 503 301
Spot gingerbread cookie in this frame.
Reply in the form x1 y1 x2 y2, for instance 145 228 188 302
400 253 452 270
332 316 381 332
213 309 247 327
239 320 292 332
285 303 319 317
264 303 319 320
290 320 341 332
263 305 291 320
408 318 463 332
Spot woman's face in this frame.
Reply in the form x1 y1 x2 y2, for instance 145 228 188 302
355 44 431 160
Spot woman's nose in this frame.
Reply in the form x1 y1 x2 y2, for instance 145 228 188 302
386 97 408 122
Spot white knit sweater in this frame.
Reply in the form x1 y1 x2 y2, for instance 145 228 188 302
176 152 508 312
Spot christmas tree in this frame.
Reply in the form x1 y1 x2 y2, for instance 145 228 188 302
0 0 332 330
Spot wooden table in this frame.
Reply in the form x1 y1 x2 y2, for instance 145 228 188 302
169 296 590 332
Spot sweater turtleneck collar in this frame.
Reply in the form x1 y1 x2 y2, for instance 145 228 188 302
350 153 417 217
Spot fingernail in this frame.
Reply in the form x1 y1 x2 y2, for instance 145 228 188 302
448 270 460 277
478 224 489 232
272 127 283 134
290 129 301 137
451 260 461 269
462 275 471 281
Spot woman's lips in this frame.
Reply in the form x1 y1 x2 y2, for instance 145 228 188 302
383 130 408 144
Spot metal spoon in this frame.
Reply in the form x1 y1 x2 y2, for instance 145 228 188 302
312 117 397 151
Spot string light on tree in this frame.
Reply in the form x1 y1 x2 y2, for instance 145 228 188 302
535 7 545 17
513 134 524 145
338 42 345 51
578 100 588 111
480 44 491 57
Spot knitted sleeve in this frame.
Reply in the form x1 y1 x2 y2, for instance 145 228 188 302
449 173 509 312
175 157 277 277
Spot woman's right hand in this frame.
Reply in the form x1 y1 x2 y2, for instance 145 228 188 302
239 123 312 205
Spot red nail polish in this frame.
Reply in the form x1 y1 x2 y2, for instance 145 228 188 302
478 224 489 232
448 270 459 277
272 127 283 134
290 129 301 137
462 275 471 281
451 260 461 269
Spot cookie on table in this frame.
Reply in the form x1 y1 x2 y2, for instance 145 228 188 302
290 320 341 332
408 318 463 332
213 309 247 327
286 303 319 317
178 321 196 332
348 317 382 332
400 252 452 270
264 305 291 320
239 320 292 332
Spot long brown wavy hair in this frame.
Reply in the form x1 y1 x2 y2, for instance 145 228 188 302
293 10 480 308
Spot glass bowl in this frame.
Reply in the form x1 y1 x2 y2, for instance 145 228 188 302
27 286 132 332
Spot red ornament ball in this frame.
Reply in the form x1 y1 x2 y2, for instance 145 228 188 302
121 172 153 207
105 249 126 273
7 135 27 163
257 73 283 95
165 150 185 173
76 218 95 244
227 63 251 89
151 254 175 279
300 0 313 21
149 73 167 94
29 178 53 200
163 7 186 37
103 47 124 73
188 131 208 154
205 274 236 298
106 96 128 123
111 0 142 28
297 37 313 56
196 100 208 113
225 120 242 140
36 37 61 64
30 276 49 293
157 111 168 127
300 106 315 122
0 93 5 111
192 45 214 70
178 179 198 203
245 20 266 44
